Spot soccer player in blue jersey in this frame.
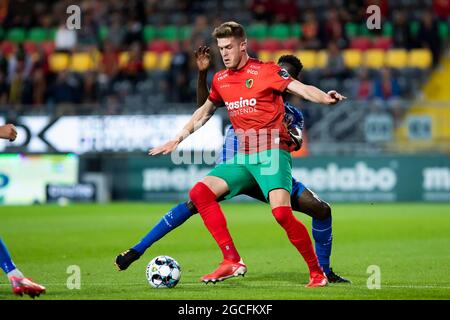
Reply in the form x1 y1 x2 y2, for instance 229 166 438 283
115 49 349 283
0 124 46 298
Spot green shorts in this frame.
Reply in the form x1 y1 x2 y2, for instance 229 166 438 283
208 149 292 201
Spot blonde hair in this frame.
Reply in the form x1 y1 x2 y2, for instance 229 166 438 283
212 21 246 40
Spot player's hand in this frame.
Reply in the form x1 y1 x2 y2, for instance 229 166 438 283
195 46 211 72
0 124 17 141
326 90 346 105
148 139 180 156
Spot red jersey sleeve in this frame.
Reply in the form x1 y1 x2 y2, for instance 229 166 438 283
208 74 223 105
263 62 294 92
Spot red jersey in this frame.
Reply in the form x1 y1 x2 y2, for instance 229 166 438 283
209 57 295 153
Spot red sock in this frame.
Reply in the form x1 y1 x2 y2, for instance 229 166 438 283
272 206 322 274
189 182 241 263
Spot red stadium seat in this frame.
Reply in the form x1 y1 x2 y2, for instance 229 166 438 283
282 38 300 51
349 37 372 51
147 40 173 53
247 39 260 53
23 41 38 54
0 41 16 56
40 41 55 55
372 37 393 50
259 38 283 52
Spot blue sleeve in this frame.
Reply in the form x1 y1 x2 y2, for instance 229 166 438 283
284 102 304 130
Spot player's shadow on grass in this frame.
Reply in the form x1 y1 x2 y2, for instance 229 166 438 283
244 271 310 284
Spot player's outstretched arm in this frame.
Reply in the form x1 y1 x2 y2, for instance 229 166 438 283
286 80 346 105
0 124 17 141
195 46 211 107
149 99 218 156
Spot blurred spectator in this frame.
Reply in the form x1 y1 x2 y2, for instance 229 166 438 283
300 10 321 50
355 67 373 100
0 70 8 104
272 0 298 23
167 42 192 102
250 0 273 22
373 67 400 101
322 42 349 80
124 17 144 46
433 0 450 20
119 42 145 84
417 11 443 67
105 13 127 50
31 47 50 105
320 8 348 49
49 70 80 106
392 11 414 49
55 23 78 52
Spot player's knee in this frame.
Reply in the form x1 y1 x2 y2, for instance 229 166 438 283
316 202 332 220
189 182 216 206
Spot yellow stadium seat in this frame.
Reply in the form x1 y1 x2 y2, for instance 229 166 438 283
49 53 69 72
364 49 385 68
343 49 362 68
70 53 94 72
158 52 172 70
119 52 129 67
257 50 273 62
385 49 408 68
295 50 316 69
316 50 328 68
272 50 293 64
408 49 432 69
144 52 158 70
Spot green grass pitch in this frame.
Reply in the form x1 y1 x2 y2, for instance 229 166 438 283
1 202 449 300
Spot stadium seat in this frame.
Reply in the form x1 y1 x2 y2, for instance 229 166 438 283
6 28 26 43
272 50 294 64
350 37 372 50
268 23 291 40
364 49 385 68
144 51 158 70
0 41 15 56
295 50 317 69
119 52 129 67
408 49 432 69
343 49 362 68
41 41 55 55
70 53 94 72
144 25 157 42
345 22 359 38
382 22 393 37
372 37 393 50
179 26 192 40
49 53 70 72
158 25 178 41
27 28 48 43
290 23 302 38
257 50 272 62
385 49 408 68
147 39 172 53
259 38 283 52
247 23 268 40
23 41 38 54
0 27 4 40
158 52 172 70
282 38 300 51
438 21 449 40
247 39 260 53
99 26 108 41
316 50 328 68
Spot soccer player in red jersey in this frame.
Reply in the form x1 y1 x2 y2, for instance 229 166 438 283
150 22 345 287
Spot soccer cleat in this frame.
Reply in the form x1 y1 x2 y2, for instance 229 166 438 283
326 268 351 283
201 259 247 284
10 277 46 298
115 248 141 271
305 271 328 288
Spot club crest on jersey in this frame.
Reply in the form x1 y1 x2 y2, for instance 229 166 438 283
278 68 290 80
245 78 253 89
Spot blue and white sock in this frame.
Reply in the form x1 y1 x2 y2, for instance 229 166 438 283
132 202 196 255
312 217 332 274
0 238 24 279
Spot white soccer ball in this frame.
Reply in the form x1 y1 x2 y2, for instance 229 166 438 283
146 255 181 288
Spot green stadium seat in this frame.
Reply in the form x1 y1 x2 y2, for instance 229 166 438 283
382 22 393 37
291 23 302 38
0 27 4 40
144 26 157 42
438 22 449 40
47 28 57 41
159 25 178 41
268 23 290 40
410 21 420 37
247 23 268 40
28 28 48 43
99 26 108 41
179 26 192 40
345 22 359 38
6 28 26 43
